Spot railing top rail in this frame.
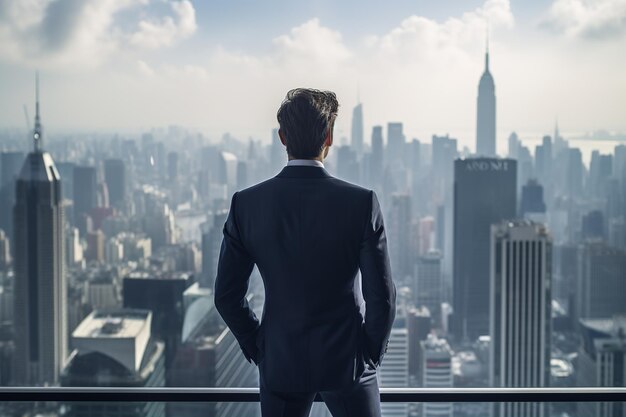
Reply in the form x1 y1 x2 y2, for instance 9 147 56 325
0 387 625 403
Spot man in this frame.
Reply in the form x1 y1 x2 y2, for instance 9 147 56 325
214 88 396 417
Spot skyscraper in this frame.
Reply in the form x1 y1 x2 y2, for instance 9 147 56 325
351 102 364 156
0 151 25 242
476 43 496 157
452 158 516 340
420 334 453 417
388 193 412 282
73 165 97 230
577 318 626 417
13 75 67 385
370 126 384 189
490 221 552 417
387 122 405 167
379 318 409 417
103 158 126 207
574 241 626 322
415 251 443 322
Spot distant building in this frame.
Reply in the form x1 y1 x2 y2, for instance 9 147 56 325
123 271 193 374
577 317 626 417
581 210 605 240
336 145 359 184
387 122 405 167
13 77 67 385
169 291 259 417
379 317 409 417
369 126 384 189
0 229 10 269
389 194 412 282
201 211 228 289
407 307 432 385
73 165 97 231
61 309 165 417
452 158 517 340
476 44 496 157
490 221 552 417
520 179 546 220
0 151 24 241
575 242 626 322
415 251 443 322
351 102 364 156
104 158 126 207
420 334 453 417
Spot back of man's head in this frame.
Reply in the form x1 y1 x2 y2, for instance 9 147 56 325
276 88 339 159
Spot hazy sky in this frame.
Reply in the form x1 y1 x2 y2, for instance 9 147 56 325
0 0 625 150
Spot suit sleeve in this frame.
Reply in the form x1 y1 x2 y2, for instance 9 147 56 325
359 190 396 367
214 191 260 364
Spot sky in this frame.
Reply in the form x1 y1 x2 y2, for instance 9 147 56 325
0 0 625 150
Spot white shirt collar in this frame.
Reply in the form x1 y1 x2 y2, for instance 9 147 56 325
287 159 324 168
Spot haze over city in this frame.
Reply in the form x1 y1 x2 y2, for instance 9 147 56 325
1 0 626 150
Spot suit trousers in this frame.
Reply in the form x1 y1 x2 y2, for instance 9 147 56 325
259 365 381 417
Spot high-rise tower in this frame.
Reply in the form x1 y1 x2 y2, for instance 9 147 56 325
13 74 67 385
452 158 516 341
350 102 364 156
476 41 496 157
490 221 552 417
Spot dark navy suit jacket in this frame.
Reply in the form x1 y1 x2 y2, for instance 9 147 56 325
214 165 396 392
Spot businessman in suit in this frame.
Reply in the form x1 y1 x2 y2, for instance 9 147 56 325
214 88 396 417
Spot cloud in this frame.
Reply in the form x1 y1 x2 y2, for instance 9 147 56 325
0 0 197 68
366 0 513 63
129 0 197 49
540 0 626 39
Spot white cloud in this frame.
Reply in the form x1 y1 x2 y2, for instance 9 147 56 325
0 0 197 68
129 0 197 49
540 0 626 39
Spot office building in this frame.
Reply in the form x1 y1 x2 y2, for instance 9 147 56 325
351 102 364 155
490 221 552 417
452 158 516 340
577 317 626 417
103 158 126 207
73 165 97 230
407 307 432 384
61 309 165 417
420 334 453 417
123 272 193 371
387 122 405 167
379 317 409 417
520 179 546 220
12 77 67 385
476 43 496 157
575 242 626 322
388 194 412 282
169 293 259 417
370 126 384 189
0 230 9 269
415 251 443 322
0 151 24 241
201 211 228 289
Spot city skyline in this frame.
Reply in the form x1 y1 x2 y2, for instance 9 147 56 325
0 0 625 143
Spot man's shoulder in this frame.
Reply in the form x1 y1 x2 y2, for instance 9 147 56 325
237 173 373 198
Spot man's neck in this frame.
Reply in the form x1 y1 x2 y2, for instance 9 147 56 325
288 156 324 162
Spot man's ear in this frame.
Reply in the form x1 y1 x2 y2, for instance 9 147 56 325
278 129 287 147
324 130 333 148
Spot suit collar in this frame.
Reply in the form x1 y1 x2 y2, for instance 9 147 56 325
276 165 332 179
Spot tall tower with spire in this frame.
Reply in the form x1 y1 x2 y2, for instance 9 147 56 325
13 73 67 385
476 38 496 157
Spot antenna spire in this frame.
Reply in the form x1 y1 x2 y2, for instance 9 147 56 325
33 71 43 152
485 24 490 71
